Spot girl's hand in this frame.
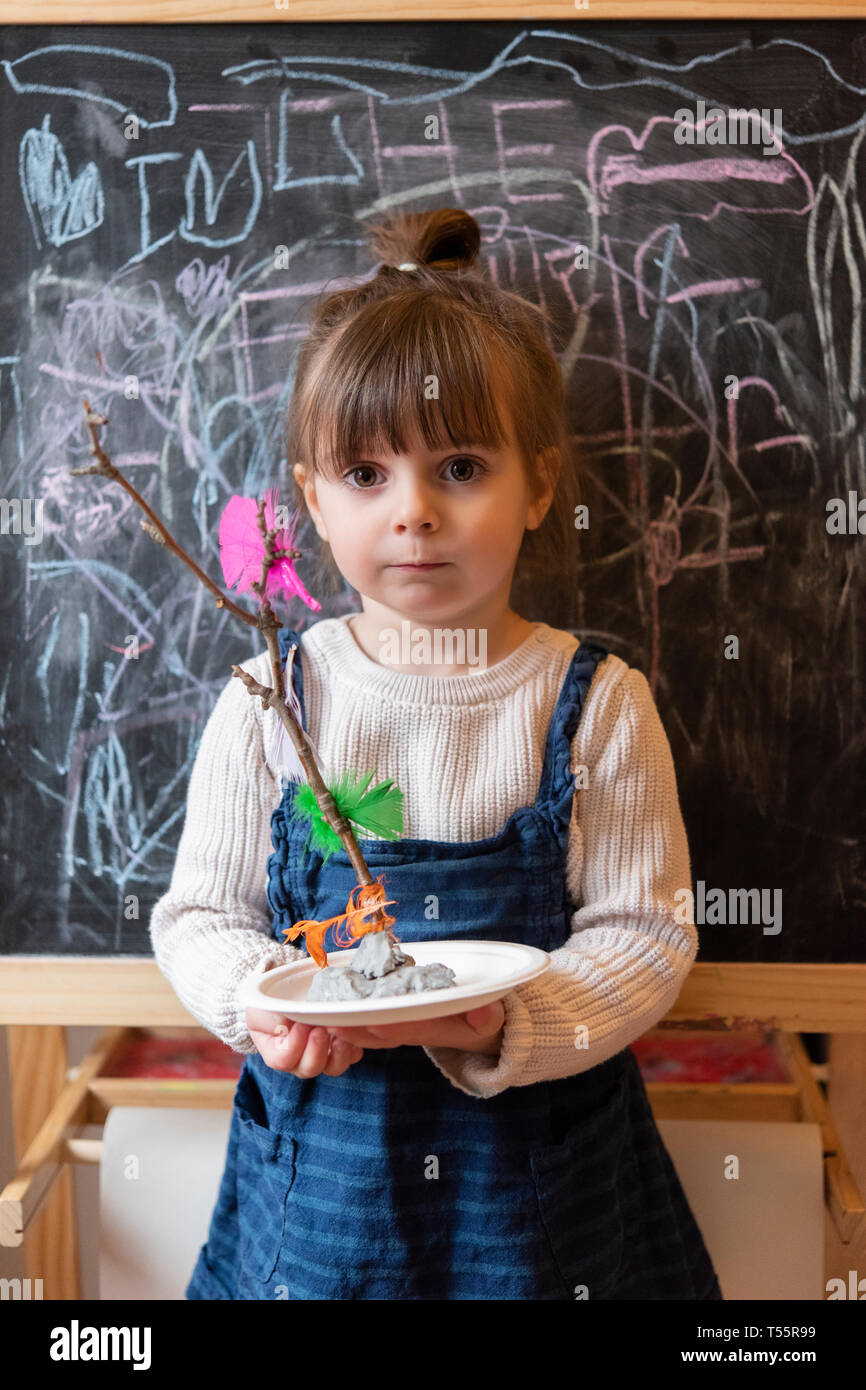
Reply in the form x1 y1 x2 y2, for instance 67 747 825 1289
329 1000 506 1056
246 1007 364 1077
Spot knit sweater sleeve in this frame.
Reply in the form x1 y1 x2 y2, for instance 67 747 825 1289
422 660 697 1099
148 653 303 1053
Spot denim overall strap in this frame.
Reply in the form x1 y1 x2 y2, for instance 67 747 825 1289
537 639 610 841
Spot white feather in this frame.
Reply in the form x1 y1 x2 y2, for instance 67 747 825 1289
269 644 327 786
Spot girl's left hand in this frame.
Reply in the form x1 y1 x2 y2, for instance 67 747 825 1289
329 1000 506 1055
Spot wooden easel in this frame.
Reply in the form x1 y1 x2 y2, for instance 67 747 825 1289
3 0 865 1301
2 957 864 1298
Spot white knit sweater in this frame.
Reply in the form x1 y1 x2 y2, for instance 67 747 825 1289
149 615 697 1100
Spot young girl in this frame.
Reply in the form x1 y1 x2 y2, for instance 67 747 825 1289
150 207 723 1302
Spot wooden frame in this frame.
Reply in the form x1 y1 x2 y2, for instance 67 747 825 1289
3 0 864 1300
3 958 866 1031
4 3 866 23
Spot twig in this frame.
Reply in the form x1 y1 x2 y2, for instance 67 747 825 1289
73 401 262 629
74 397 387 923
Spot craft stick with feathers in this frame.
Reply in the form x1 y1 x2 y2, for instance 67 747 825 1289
74 402 404 966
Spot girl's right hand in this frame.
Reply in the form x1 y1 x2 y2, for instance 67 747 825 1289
246 1007 364 1076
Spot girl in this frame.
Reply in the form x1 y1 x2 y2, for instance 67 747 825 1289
150 207 723 1301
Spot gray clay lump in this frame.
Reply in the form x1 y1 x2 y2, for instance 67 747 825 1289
306 928 456 1001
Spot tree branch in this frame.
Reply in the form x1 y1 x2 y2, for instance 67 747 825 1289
74 397 388 928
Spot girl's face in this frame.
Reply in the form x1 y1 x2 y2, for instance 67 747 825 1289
293 400 553 626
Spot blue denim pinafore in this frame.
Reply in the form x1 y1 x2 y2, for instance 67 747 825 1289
186 624 723 1300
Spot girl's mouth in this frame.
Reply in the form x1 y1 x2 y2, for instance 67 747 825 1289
392 562 448 570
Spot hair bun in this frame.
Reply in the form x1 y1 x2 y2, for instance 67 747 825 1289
364 208 481 273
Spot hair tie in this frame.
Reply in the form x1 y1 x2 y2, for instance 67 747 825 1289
396 261 417 271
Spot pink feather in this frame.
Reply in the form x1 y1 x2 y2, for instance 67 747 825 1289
218 487 320 611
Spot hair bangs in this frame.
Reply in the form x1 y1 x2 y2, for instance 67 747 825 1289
302 297 516 480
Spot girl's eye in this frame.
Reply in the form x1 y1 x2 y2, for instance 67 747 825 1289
345 466 380 488
446 456 484 483
342 456 486 488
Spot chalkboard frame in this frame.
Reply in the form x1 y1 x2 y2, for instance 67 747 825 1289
0 0 863 1006
2 958 866 1030
0 3 863 1013
5 1 866 25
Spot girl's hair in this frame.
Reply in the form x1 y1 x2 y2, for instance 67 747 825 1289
285 208 582 616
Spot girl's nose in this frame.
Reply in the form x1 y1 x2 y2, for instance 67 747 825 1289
391 485 439 531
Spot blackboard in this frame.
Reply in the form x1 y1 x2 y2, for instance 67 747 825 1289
1 19 864 964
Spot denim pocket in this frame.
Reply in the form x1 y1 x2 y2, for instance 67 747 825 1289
234 1070 296 1284
529 1074 630 1299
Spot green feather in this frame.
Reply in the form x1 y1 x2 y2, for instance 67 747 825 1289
290 769 404 863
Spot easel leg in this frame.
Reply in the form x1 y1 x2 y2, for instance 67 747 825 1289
826 1033 866 1293
7 1025 81 1300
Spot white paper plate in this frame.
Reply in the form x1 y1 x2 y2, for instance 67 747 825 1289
240 939 551 1027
